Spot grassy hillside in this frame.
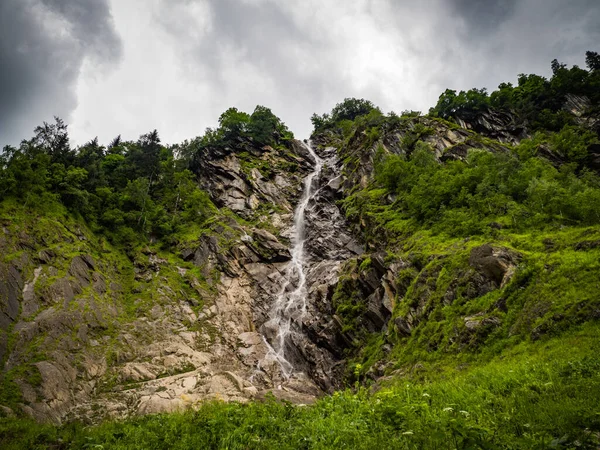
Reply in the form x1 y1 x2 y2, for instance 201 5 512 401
326 114 600 377
2 324 599 448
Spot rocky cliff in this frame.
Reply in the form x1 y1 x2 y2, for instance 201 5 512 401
2 95 600 426
0 136 362 423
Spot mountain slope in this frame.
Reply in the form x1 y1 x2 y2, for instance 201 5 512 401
1 55 600 448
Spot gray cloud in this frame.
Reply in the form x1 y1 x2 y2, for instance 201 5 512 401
0 0 122 146
449 0 518 34
153 0 599 139
154 0 347 133
3 0 598 146
436 0 600 94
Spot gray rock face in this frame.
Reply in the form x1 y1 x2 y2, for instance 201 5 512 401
455 109 529 145
469 244 520 288
263 145 364 391
195 139 312 218
0 263 22 329
251 229 291 263
183 142 363 394
0 263 23 361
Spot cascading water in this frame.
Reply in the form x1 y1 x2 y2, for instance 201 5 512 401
259 140 324 379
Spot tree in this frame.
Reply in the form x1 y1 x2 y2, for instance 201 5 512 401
490 82 514 109
218 107 250 142
585 51 600 71
429 88 489 119
76 138 106 191
130 130 162 179
330 98 377 123
108 135 122 149
32 116 72 164
248 105 292 146
310 113 331 131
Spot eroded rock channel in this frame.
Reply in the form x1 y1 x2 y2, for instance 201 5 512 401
0 138 361 423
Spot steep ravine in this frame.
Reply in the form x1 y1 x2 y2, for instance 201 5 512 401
0 138 362 423
255 141 363 392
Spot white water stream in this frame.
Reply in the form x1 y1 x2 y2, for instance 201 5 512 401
260 140 324 379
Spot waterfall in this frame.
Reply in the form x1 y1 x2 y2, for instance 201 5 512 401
260 140 324 379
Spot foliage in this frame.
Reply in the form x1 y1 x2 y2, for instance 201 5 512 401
429 88 490 120
311 98 379 134
0 119 219 248
198 105 294 151
429 51 600 131
367 130 600 237
586 51 600 72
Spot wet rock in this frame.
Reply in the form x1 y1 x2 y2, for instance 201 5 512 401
21 267 42 318
464 313 501 331
138 395 185 415
37 249 56 264
251 229 291 262
35 360 74 407
455 108 529 145
365 289 388 330
92 273 107 294
148 254 168 271
563 93 591 117
345 241 365 255
0 405 15 417
121 363 158 382
574 240 600 251
237 331 264 347
46 278 80 305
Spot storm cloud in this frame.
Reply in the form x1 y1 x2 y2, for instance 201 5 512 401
1 0 598 146
0 0 122 146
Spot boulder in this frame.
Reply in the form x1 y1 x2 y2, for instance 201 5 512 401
394 317 412 336
464 313 501 331
469 244 520 288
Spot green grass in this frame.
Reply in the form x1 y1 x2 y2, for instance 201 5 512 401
1 324 599 449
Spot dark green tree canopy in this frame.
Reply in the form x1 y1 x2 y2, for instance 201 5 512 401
586 51 600 71
311 98 379 133
429 51 600 132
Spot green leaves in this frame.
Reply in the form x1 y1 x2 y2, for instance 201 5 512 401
219 107 250 141
310 98 379 133
548 125 599 162
429 88 490 120
1 118 221 248
371 131 600 238
431 51 600 132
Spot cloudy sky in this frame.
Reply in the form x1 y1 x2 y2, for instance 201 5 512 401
1 0 599 147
